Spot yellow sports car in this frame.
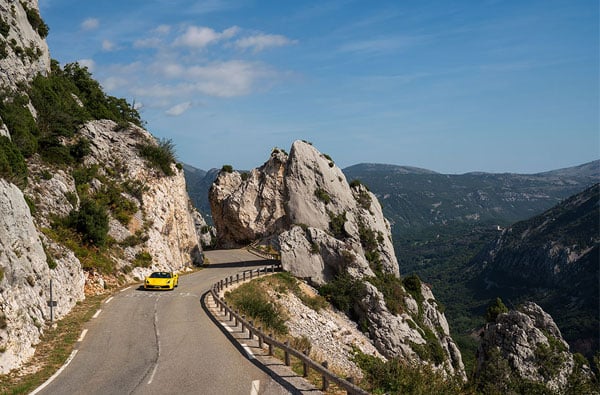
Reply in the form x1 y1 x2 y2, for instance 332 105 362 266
144 271 179 290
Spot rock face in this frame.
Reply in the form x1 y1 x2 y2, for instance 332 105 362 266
0 0 207 375
77 120 203 277
209 140 465 378
0 180 84 373
476 302 595 393
0 0 50 90
470 183 599 356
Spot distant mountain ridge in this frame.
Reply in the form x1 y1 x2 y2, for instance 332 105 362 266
185 160 600 231
343 160 599 231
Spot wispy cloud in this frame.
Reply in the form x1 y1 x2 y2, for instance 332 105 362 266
102 40 116 51
235 33 297 52
174 25 239 48
81 18 99 31
166 101 192 116
338 35 429 55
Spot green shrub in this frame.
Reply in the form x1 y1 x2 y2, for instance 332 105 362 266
410 326 446 364
221 164 233 173
0 16 10 37
0 311 6 329
403 274 424 304
353 350 463 394
0 136 28 186
69 138 91 162
134 251 152 268
369 273 405 315
225 281 288 335
314 188 331 204
68 199 109 246
319 273 366 319
138 138 176 176
485 297 508 322
21 1 49 38
0 93 39 157
328 211 347 239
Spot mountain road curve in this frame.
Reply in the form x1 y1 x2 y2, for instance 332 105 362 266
34 249 296 395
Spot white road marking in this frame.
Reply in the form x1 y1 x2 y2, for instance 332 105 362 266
250 380 260 395
147 298 161 385
30 350 78 395
105 297 113 304
120 286 131 292
77 329 88 342
241 343 255 360
92 309 102 318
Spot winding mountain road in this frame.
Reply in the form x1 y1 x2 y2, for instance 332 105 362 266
35 249 294 395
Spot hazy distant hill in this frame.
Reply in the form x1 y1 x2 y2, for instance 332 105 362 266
469 183 599 357
343 160 599 232
183 164 218 223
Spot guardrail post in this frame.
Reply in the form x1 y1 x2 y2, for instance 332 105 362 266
284 340 290 366
268 334 273 355
234 310 238 326
241 315 246 333
258 327 263 348
321 361 329 391
243 271 246 281
302 349 309 377
250 270 253 279
220 279 223 289
249 320 253 339
236 273 239 283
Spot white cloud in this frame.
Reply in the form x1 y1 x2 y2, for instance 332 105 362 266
166 101 192 116
102 40 115 51
235 33 296 52
81 18 99 31
174 25 239 48
77 58 95 71
134 38 163 48
186 60 267 97
154 24 171 35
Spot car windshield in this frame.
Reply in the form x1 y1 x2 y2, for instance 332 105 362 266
149 272 170 278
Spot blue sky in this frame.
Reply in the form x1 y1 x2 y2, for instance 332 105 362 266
39 0 598 174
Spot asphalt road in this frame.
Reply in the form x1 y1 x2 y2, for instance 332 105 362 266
35 249 293 395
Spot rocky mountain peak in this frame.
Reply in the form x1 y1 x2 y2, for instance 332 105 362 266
209 140 465 378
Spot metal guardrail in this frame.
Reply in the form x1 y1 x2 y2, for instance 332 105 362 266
210 264 370 395
246 242 281 260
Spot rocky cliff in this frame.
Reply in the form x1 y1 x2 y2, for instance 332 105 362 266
469 183 599 357
475 302 597 393
0 0 204 374
210 140 466 378
0 0 50 92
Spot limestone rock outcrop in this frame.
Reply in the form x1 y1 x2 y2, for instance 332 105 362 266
0 0 207 375
476 302 596 393
209 140 465 378
0 180 84 373
0 0 50 90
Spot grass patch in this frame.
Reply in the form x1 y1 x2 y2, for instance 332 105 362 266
353 350 465 394
0 294 105 394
